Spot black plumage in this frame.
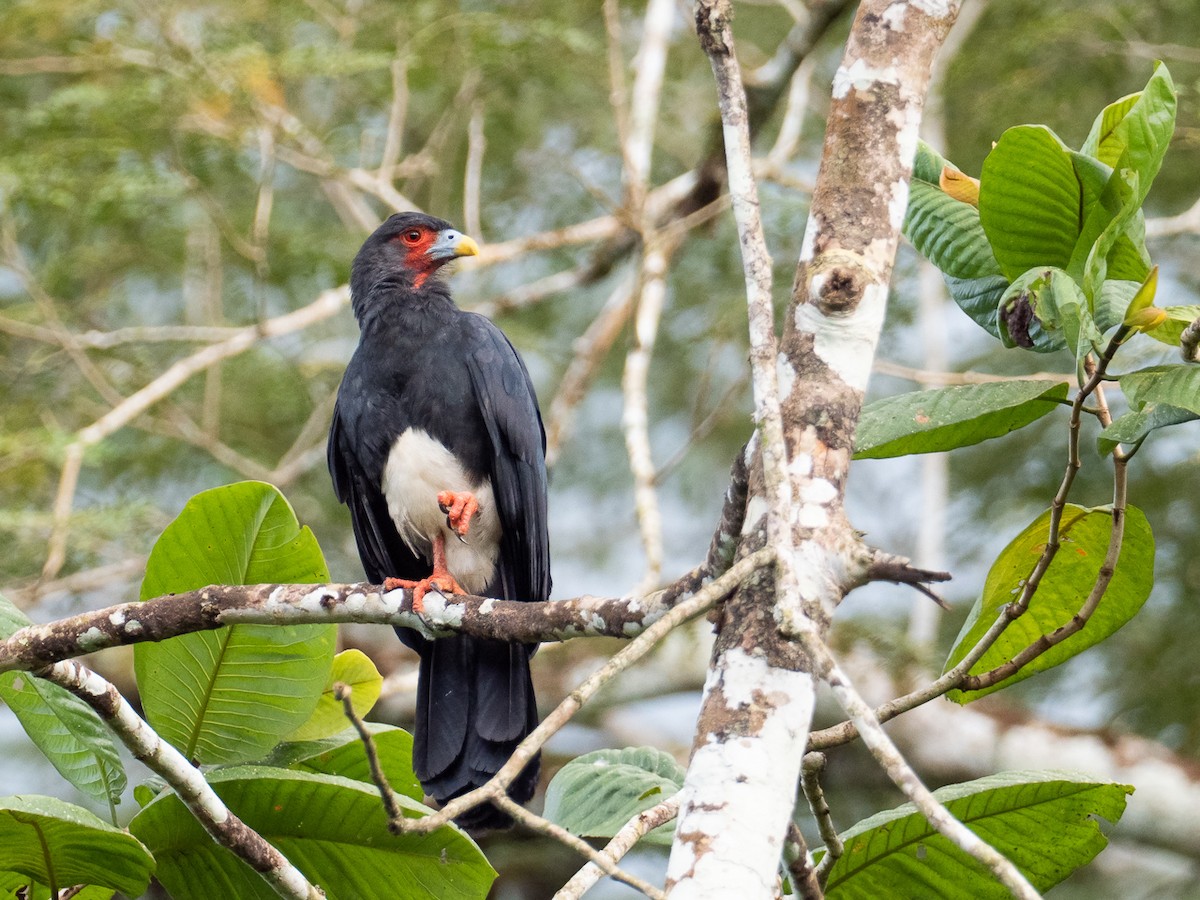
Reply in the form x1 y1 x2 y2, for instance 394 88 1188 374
328 212 549 829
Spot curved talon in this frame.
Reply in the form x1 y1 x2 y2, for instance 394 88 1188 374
437 490 479 538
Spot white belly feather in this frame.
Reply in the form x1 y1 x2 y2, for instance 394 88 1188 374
381 428 501 595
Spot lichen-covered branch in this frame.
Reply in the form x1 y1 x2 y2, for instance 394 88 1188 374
47 661 322 900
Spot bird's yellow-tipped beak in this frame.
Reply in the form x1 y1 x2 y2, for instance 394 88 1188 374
453 234 480 258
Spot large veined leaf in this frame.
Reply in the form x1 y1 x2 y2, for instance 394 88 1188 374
274 723 423 802
0 795 153 898
128 767 493 900
285 649 383 743
904 180 1002 282
822 771 1131 898
1119 365 1200 417
1080 63 1176 208
854 380 1068 459
945 504 1154 702
543 747 684 847
135 482 336 765
1098 404 1199 455
0 597 126 808
979 126 1081 281
0 874 114 900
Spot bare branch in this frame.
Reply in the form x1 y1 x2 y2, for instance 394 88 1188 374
40 285 350 585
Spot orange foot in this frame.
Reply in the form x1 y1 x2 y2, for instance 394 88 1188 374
383 532 466 614
437 490 479 539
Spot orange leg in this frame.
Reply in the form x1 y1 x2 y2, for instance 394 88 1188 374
437 490 479 538
383 532 467 614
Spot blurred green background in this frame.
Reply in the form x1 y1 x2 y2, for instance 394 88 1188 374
2 1 1199 896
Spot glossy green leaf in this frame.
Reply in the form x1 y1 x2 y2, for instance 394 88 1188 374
1076 167 1141 298
128 766 493 900
1119 365 1200 416
854 381 1068 459
285 649 383 743
0 795 153 897
135 481 336 765
945 505 1154 702
1083 63 1176 208
912 139 953 184
543 747 684 847
904 180 1003 281
1098 404 1199 455
1094 280 1140 333
1081 92 1143 165
823 771 1131 898
1144 305 1200 347
942 274 1009 340
278 723 423 803
979 126 1081 280
0 597 126 807
0 673 126 808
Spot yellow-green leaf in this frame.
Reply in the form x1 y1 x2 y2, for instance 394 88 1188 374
285 649 383 743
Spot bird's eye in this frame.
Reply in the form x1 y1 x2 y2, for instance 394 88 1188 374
401 230 423 244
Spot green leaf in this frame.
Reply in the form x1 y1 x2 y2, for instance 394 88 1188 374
1094 280 1140 333
944 505 1154 702
0 597 126 808
1076 167 1141 298
1081 93 1143 165
823 771 1131 898
1081 63 1177 208
1098 404 1199 455
544 747 684 847
979 126 1081 280
285 649 383 743
1032 269 1105 374
135 481 336 765
996 269 1068 353
0 795 153 897
0 595 28 638
1144 305 1200 347
1119 365 1200 416
854 381 1068 459
903 181 1003 281
278 724 423 802
0 673 126 808
128 766 494 900
943 274 1009 340
0 874 115 900
912 139 953 184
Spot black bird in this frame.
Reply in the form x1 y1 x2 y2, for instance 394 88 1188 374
328 212 549 829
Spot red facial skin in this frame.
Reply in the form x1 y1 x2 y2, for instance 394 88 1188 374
394 226 441 290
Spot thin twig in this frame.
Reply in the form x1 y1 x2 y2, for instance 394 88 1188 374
40 285 349 585
802 752 842 886
494 795 666 900
555 795 681 900
783 822 823 900
334 682 403 827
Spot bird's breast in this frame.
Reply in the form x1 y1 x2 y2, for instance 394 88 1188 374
381 427 501 594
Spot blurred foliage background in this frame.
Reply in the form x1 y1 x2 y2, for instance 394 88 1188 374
2 1 1199 896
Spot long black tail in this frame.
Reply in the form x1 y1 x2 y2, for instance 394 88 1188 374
410 633 539 830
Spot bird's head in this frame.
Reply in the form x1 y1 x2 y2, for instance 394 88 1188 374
351 212 480 311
